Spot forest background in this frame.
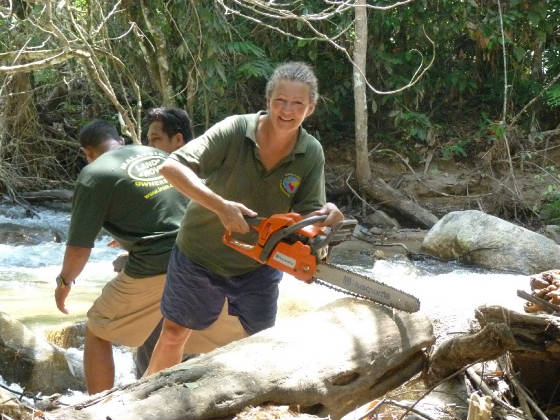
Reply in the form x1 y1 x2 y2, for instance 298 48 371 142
0 0 559 229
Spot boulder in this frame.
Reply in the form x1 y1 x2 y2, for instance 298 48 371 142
0 311 84 394
421 210 560 274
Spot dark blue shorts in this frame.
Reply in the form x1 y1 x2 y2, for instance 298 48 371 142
161 246 282 335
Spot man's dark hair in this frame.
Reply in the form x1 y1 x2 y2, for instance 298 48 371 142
146 108 194 144
79 120 120 148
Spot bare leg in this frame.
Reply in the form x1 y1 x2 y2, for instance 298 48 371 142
84 325 114 394
143 317 192 377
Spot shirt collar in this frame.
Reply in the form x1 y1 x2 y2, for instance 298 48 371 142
245 111 311 155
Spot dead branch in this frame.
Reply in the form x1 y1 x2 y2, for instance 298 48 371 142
215 0 435 95
0 0 141 143
509 71 560 126
498 355 546 420
465 367 524 417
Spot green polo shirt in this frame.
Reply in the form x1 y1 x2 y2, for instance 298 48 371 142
67 145 188 277
170 112 326 277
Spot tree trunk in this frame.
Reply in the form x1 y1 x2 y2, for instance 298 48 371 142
139 0 176 107
48 298 434 420
353 0 371 187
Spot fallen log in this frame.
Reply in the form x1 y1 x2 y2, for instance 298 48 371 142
475 305 560 358
17 189 73 201
47 298 434 420
477 305 560 406
424 322 517 386
425 304 560 410
361 178 439 228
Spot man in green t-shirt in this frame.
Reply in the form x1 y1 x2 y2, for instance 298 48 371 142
54 119 191 394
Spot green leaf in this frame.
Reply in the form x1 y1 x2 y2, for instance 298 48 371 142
215 62 227 84
512 46 526 62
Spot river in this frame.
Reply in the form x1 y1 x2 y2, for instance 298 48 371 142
0 201 532 405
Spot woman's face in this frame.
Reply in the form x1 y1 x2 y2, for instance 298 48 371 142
267 80 316 135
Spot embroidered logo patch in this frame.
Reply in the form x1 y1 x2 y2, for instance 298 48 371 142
281 173 301 196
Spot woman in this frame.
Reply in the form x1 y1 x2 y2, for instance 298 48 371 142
145 61 344 375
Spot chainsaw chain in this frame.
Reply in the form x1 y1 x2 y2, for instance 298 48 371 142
314 277 370 301
313 263 420 311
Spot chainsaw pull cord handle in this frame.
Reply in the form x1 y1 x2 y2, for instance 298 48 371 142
258 214 328 262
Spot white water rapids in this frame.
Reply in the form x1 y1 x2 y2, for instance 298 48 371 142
0 201 532 406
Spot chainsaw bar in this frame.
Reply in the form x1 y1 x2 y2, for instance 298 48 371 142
314 263 420 313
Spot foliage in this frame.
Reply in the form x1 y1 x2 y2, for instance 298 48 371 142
441 139 470 161
0 0 559 195
388 110 434 143
544 84 560 108
535 166 560 224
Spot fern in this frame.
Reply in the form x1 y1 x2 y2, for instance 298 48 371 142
236 59 273 79
226 41 265 58
545 84 560 108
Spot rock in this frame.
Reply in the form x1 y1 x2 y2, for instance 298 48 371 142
44 322 87 349
345 225 426 259
48 298 434 420
0 223 62 245
0 311 84 394
365 210 400 229
421 210 560 274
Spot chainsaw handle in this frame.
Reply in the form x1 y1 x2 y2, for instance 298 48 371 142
245 216 263 226
221 215 266 262
258 214 327 261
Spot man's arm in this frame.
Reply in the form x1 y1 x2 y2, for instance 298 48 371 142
159 158 256 233
54 245 91 314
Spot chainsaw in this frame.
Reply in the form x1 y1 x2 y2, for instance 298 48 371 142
223 212 420 313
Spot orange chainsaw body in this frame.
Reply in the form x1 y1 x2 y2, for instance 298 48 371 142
222 212 324 283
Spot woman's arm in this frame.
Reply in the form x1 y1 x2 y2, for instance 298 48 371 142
159 158 256 233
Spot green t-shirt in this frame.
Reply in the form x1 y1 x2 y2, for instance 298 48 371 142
170 112 326 277
67 145 188 277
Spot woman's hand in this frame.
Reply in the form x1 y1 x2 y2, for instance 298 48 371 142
309 202 344 227
217 200 257 233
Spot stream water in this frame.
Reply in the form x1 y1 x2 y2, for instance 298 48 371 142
0 201 533 407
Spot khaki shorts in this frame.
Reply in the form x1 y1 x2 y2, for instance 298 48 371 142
185 300 249 354
87 271 166 347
